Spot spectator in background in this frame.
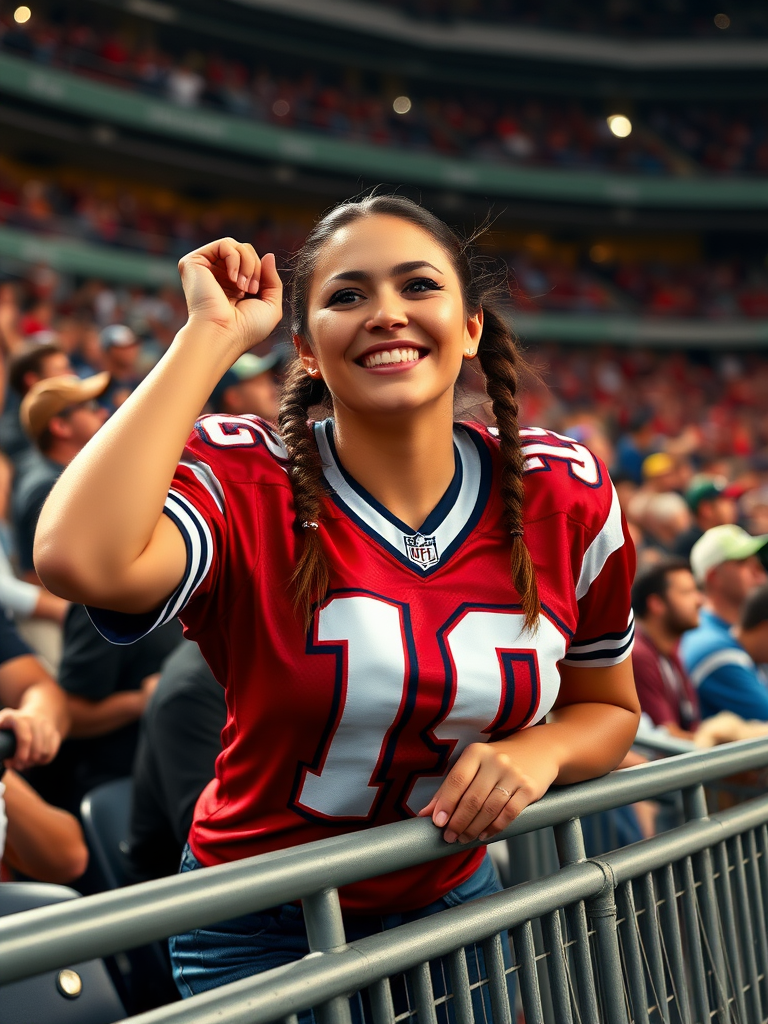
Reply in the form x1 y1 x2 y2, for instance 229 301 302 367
98 324 142 412
673 475 739 559
0 606 69 771
13 373 109 584
209 350 285 422
732 584 768 683
631 559 702 740
126 641 226 883
11 374 109 670
27 605 182 815
0 608 87 882
0 343 72 472
680 525 768 720
638 492 692 559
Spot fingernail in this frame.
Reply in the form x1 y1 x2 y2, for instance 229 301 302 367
458 835 470 845
444 830 457 843
478 832 488 841
239 274 247 290
435 811 448 827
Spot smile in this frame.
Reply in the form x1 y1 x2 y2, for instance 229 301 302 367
359 346 426 369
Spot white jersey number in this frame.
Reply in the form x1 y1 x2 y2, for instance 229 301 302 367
294 595 566 821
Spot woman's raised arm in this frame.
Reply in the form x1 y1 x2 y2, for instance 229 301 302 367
34 241 283 613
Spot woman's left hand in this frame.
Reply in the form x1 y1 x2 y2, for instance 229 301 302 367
418 738 560 844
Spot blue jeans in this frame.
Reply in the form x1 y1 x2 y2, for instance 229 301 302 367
170 846 512 1022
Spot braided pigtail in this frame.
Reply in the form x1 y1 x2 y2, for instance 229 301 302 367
476 308 540 631
277 359 331 628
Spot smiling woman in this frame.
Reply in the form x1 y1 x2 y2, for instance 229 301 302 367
33 193 639 1013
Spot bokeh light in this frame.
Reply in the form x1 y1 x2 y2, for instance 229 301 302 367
607 114 632 138
714 13 731 29
392 96 412 115
13 6 32 23
272 99 290 117
589 243 613 263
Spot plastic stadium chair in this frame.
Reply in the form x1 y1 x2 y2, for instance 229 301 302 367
80 778 179 1011
0 882 125 1024
80 777 134 891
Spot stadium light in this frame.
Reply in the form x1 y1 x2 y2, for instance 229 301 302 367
607 114 632 138
13 5 32 22
393 96 412 115
714 13 731 29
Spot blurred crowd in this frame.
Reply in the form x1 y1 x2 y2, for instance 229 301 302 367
2 8 768 177
3 163 768 320
356 0 768 39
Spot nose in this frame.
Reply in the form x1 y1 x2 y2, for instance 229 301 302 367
365 287 408 332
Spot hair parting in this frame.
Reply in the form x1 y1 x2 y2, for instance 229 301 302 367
280 192 541 631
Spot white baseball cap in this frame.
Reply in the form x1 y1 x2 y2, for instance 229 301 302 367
690 524 768 585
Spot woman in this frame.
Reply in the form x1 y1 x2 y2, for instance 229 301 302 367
35 195 639 1002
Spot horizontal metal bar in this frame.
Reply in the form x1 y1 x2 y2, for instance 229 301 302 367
2 738 768 985
604 794 768 884
59 792 768 1024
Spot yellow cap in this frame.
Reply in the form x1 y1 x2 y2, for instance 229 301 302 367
20 372 110 439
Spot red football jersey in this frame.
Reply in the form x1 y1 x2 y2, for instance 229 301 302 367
92 416 635 913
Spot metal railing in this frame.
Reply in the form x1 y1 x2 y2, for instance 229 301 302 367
3 736 768 1023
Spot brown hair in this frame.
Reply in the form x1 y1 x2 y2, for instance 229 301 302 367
278 194 540 629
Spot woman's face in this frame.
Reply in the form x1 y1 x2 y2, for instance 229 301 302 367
296 214 482 420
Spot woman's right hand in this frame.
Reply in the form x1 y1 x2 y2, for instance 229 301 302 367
178 238 284 358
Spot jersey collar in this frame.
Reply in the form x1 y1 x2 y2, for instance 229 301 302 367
314 419 492 576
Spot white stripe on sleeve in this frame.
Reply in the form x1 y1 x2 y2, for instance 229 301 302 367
689 647 755 689
575 483 624 601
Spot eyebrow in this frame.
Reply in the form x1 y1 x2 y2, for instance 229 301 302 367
327 261 443 285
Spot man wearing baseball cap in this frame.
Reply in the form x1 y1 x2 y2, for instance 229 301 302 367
673 474 739 559
680 524 768 720
13 374 109 585
209 348 286 422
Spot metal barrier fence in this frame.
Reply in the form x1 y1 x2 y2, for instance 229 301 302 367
4 736 768 1023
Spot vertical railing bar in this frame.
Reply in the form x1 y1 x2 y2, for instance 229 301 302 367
555 819 601 1024
282 1016 300 1024
409 962 438 1024
585 867 629 1024
683 783 729 1023
730 834 761 1024
616 881 651 1024
712 840 747 1024
512 921 545 1024
639 872 671 1024
481 934 513 1024
680 855 711 1024
302 888 353 1024
541 910 575 1024
368 978 397 1024
657 864 692 1024
750 826 768 1011
447 948 474 1024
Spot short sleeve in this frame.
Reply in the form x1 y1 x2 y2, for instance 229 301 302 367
87 430 227 645
561 482 636 669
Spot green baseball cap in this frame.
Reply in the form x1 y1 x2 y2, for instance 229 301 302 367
685 474 729 512
211 350 285 411
690 524 768 584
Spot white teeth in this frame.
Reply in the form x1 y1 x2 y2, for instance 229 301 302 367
362 347 421 368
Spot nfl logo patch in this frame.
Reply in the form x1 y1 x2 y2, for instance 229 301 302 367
404 533 439 570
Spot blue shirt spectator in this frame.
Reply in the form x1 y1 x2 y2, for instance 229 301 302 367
680 607 768 720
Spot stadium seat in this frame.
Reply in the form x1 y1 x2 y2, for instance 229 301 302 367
0 882 125 1024
80 778 179 1011
80 777 133 891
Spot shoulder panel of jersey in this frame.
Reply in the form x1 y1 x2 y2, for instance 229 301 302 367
476 422 635 668
87 414 290 645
